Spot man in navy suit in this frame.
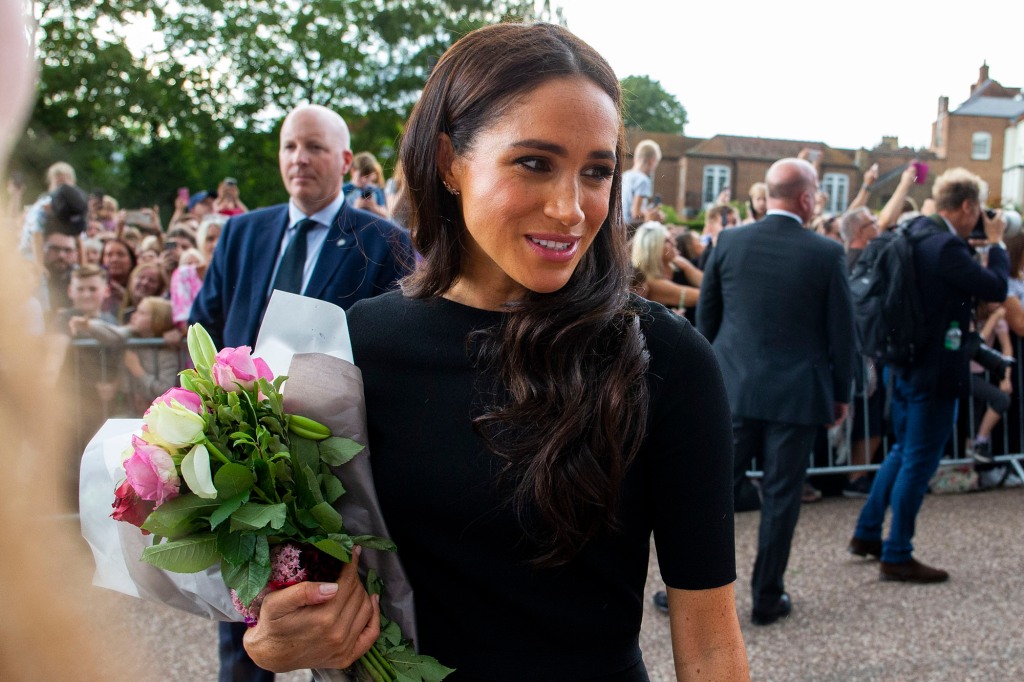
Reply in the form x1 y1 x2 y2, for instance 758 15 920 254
698 158 853 626
191 104 412 349
850 168 1008 583
190 104 411 682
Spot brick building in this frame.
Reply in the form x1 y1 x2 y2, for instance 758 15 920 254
623 63 1023 218
930 62 1024 206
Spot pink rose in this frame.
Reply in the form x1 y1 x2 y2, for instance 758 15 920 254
212 346 274 392
124 435 181 505
110 480 156 531
149 387 204 415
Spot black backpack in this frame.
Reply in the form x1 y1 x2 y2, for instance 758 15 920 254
849 217 945 365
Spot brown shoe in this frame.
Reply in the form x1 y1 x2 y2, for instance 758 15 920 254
880 558 949 583
848 537 882 558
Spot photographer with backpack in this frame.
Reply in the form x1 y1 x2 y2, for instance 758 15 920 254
848 168 1008 583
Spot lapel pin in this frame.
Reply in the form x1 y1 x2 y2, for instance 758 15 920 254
336 237 346 247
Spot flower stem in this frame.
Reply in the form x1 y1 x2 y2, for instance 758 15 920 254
359 651 389 682
205 439 231 465
369 644 395 677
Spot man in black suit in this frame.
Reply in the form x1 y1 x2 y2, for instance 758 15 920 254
697 158 853 626
191 103 412 682
849 168 1007 583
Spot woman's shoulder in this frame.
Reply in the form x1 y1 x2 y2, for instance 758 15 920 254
348 291 502 343
631 294 714 376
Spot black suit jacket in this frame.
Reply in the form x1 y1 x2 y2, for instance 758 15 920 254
190 202 412 348
697 214 854 426
898 215 1008 398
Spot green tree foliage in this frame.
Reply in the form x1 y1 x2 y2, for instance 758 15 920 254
15 0 546 209
620 75 687 135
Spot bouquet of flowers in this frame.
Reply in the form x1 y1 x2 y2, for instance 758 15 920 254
110 323 452 682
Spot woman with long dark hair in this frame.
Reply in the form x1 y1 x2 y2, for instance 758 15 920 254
246 22 746 680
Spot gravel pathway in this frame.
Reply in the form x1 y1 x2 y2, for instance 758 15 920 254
82 488 1023 681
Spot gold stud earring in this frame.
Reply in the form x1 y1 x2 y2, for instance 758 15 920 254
442 180 460 196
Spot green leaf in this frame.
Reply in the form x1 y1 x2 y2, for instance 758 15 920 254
259 415 284 436
179 371 197 392
378 616 402 647
141 534 220 573
210 491 249 530
141 494 219 539
302 464 324 505
230 502 287 531
388 647 456 682
272 459 293 485
318 436 364 467
221 536 271 606
296 508 320 529
353 535 397 552
253 457 274 493
365 568 384 598
290 434 319 473
313 535 353 563
230 430 255 444
322 472 345 503
310 501 343 534
217 527 256 565
214 463 255 499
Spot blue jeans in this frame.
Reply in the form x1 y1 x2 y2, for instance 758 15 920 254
854 371 957 563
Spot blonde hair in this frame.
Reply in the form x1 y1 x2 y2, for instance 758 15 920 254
137 296 174 336
196 213 226 256
633 139 661 164
630 221 670 281
46 161 76 186
932 167 984 212
178 246 205 269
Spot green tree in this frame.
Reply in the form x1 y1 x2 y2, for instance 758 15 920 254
15 0 548 209
620 75 687 135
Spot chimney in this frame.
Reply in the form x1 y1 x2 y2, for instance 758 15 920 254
972 62 990 95
881 136 898 150
938 95 949 116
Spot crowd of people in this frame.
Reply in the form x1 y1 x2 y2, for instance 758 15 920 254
11 147 405 417
624 139 1024 494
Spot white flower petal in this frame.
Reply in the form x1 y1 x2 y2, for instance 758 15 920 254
181 444 218 499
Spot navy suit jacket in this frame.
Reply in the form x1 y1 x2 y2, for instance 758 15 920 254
899 215 1008 398
190 202 412 348
697 214 854 426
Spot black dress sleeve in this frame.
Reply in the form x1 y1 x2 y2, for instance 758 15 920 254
641 303 737 590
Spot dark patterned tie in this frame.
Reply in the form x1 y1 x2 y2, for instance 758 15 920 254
271 218 315 294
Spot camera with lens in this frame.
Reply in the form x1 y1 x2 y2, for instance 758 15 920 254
964 330 1015 374
970 208 1023 241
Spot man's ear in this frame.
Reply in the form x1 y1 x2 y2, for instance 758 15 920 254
436 133 460 193
340 149 354 176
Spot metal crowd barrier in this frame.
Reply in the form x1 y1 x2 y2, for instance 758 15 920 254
747 336 1024 484
66 335 1024 484
66 337 190 447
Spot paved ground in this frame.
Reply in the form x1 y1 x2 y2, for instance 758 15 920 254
81 487 1023 681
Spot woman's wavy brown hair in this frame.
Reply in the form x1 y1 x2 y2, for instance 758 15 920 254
399 22 650 566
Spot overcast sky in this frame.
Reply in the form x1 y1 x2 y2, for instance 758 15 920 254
555 0 1024 150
